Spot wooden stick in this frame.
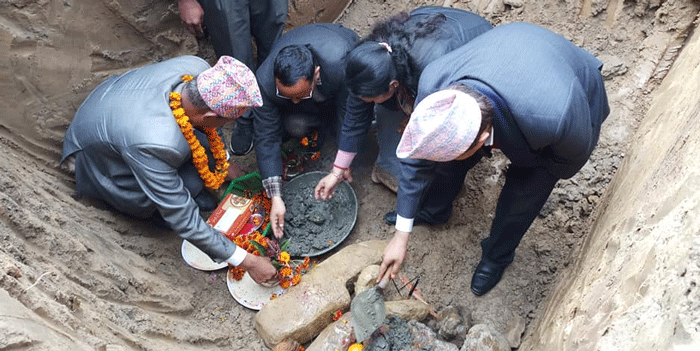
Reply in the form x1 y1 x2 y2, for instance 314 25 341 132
399 273 438 319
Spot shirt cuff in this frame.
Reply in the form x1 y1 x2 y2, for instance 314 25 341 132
395 214 414 233
333 150 356 169
262 176 282 198
226 246 248 266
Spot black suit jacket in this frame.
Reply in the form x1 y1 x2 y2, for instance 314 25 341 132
253 23 359 179
397 22 609 219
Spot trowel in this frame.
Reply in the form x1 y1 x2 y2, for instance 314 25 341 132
350 274 390 342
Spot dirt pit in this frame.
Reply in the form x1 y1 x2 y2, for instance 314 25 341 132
1 0 699 350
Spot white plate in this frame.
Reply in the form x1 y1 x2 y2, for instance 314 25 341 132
227 270 286 310
181 240 228 271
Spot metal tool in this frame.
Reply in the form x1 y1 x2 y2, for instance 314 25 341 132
350 274 390 342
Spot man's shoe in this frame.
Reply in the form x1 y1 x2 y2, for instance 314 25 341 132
470 259 507 296
193 191 218 212
383 211 431 226
229 119 254 156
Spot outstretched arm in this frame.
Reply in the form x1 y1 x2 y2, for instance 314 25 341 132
177 0 204 37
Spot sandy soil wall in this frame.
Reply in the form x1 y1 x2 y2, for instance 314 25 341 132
2 0 699 350
522 23 700 351
1 0 198 163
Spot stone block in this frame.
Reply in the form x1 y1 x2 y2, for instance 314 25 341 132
255 240 386 347
386 299 430 322
356 264 380 294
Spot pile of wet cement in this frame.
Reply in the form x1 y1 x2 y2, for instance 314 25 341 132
281 172 357 256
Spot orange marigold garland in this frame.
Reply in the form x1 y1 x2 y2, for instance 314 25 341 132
170 75 229 190
225 220 311 295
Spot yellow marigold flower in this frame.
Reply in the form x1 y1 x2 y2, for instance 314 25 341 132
169 76 228 190
348 344 364 351
173 108 186 118
291 274 301 286
280 279 291 289
300 137 309 147
278 251 290 264
280 266 293 277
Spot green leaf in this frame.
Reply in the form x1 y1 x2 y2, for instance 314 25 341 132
249 240 268 257
280 239 290 252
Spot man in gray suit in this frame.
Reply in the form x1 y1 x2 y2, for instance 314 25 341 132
378 23 610 296
61 56 277 284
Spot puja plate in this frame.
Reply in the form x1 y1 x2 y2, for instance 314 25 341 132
227 270 286 310
181 240 227 271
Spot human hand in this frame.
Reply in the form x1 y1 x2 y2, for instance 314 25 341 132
314 173 341 201
378 230 409 283
270 196 286 239
177 0 204 37
236 253 278 286
314 168 353 201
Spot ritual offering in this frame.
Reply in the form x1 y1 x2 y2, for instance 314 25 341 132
181 193 256 271
226 233 312 310
206 193 254 239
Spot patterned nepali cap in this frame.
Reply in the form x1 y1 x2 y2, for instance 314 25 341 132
197 56 263 119
396 89 481 162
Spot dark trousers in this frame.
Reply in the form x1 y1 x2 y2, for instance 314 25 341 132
418 153 559 266
280 96 347 142
197 0 288 69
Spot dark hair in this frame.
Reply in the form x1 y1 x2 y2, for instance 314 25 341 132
346 11 446 97
273 45 317 87
447 84 494 149
184 78 209 111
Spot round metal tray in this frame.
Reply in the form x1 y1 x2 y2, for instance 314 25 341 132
281 171 358 257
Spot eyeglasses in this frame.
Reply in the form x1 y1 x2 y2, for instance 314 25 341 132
276 80 316 100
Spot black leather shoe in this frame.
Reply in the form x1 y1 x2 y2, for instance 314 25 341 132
193 191 218 212
383 211 430 226
470 260 507 296
229 119 254 156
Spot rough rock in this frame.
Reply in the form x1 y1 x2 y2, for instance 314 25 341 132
271 339 302 351
460 324 511 351
255 240 385 347
438 306 467 345
409 320 460 351
356 264 381 295
386 299 431 322
599 54 628 79
503 314 526 348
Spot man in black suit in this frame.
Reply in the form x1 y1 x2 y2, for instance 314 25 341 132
378 22 610 296
247 23 359 239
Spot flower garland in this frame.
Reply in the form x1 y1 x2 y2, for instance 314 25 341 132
169 74 229 190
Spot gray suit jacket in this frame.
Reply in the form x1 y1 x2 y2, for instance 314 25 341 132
62 56 239 262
